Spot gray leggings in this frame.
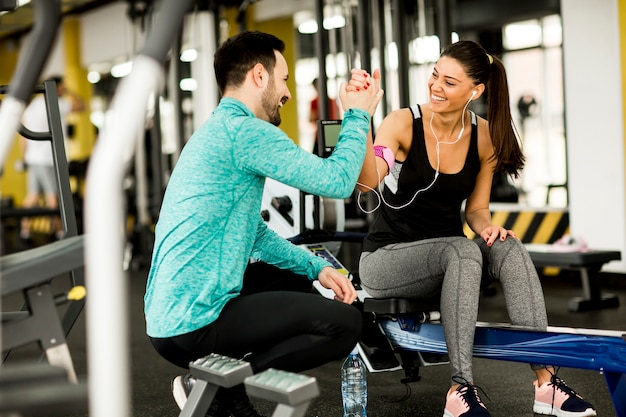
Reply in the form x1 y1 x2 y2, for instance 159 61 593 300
359 236 548 383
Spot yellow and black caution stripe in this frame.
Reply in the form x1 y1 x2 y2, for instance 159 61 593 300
464 207 569 244
463 207 570 275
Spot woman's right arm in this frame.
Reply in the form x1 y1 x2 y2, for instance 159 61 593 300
356 109 411 192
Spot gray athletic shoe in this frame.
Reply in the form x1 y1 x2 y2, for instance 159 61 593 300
172 374 227 417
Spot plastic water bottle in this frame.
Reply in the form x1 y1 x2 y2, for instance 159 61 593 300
341 346 367 417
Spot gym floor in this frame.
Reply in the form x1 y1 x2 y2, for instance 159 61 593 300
6 239 626 417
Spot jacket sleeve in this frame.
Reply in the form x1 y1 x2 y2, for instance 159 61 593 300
249 216 330 280
233 108 371 199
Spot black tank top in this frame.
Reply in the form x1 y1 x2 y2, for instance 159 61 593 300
363 104 481 253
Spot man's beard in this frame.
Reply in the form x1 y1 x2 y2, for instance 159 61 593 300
261 81 282 126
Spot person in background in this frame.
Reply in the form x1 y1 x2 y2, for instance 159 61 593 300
309 77 341 123
144 31 383 417
19 75 85 244
350 40 596 417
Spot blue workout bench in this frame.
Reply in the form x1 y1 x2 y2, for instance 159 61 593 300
295 232 626 416
360 293 626 416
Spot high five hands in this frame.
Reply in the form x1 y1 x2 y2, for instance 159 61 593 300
339 68 384 117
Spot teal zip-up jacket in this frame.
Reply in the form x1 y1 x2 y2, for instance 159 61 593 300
144 98 370 338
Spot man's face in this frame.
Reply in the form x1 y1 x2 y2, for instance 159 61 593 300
261 51 291 126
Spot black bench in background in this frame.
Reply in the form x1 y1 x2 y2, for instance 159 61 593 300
526 245 622 312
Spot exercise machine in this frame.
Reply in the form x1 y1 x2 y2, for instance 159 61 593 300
284 225 626 416
0 1 88 415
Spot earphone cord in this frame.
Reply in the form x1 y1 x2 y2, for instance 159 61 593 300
356 97 472 213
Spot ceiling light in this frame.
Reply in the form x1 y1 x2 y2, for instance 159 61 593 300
87 71 101 84
180 48 197 62
298 20 318 34
323 15 345 30
111 61 132 78
179 78 197 91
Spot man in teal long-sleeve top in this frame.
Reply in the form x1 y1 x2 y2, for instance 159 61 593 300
145 31 383 417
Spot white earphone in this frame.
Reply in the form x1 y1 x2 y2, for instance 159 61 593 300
357 92 476 213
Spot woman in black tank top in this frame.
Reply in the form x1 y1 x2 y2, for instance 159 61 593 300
348 41 597 417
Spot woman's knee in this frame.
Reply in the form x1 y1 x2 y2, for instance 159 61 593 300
485 237 533 277
445 237 483 266
488 237 527 263
493 236 524 251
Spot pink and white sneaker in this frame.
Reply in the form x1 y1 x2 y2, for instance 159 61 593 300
534 376 597 417
443 382 491 417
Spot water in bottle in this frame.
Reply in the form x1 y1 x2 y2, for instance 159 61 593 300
341 346 367 417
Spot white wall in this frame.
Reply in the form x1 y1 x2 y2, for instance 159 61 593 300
80 2 145 69
561 0 626 272
254 0 314 22
19 29 65 80
13 2 138 82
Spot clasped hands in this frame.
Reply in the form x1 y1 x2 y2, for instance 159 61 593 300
338 68 384 116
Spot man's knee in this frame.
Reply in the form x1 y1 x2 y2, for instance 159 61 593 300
320 300 362 343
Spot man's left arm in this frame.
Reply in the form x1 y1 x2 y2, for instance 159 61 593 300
250 216 329 280
250 217 357 303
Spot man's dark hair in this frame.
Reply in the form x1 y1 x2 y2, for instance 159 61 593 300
213 31 285 94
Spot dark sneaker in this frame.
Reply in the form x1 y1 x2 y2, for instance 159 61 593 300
534 375 597 417
171 374 226 417
443 381 491 417
219 384 266 417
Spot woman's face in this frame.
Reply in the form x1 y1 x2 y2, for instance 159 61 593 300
427 56 476 111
